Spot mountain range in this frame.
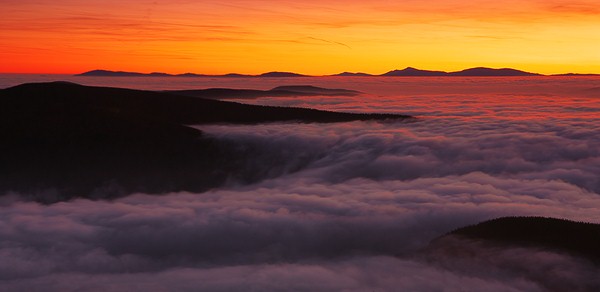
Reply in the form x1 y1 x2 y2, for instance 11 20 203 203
77 67 597 77
77 70 308 78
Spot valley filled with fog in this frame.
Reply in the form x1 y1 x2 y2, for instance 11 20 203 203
1 76 600 291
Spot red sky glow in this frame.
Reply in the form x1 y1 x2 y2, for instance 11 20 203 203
2 0 600 74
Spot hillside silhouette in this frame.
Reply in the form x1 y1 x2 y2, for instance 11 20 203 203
431 216 600 264
0 82 408 202
166 85 360 100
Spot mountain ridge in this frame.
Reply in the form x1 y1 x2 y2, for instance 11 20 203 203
0 82 409 202
76 67 589 77
165 85 361 100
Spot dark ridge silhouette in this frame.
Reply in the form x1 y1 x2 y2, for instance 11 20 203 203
221 73 251 77
78 70 306 78
271 85 360 95
166 88 293 99
553 73 600 76
148 72 171 77
448 67 540 76
78 70 214 78
331 72 374 77
431 216 600 264
77 69 149 77
0 82 409 202
167 85 360 100
382 67 448 76
2 82 404 124
381 67 539 77
258 71 307 77
176 73 204 77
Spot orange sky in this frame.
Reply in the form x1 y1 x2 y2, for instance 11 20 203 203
1 0 600 74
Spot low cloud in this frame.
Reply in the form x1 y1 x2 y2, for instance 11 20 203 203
2 168 600 289
1 256 548 292
2 79 600 290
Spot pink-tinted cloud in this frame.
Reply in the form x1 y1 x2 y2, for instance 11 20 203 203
1 77 600 290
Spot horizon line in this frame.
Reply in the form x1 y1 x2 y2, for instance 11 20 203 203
2 66 600 76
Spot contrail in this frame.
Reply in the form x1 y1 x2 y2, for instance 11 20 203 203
307 36 352 49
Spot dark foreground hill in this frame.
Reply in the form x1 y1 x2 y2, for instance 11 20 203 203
2 82 398 124
424 217 600 291
430 216 600 264
166 85 361 100
0 82 409 202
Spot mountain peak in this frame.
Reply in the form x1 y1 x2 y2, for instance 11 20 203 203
449 67 540 76
258 71 307 77
76 69 148 77
332 72 373 77
383 67 447 76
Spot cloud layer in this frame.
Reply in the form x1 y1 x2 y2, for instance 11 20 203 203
2 78 600 290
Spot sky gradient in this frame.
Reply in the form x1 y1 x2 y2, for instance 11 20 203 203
2 0 600 74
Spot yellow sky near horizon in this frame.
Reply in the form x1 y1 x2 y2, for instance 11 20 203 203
1 0 599 74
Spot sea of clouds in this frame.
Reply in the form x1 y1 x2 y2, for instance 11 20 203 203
2 77 600 291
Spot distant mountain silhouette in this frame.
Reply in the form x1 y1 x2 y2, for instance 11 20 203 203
331 72 374 77
167 88 289 99
382 67 448 76
380 67 539 77
271 85 360 95
77 70 206 77
78 70 149 77
429 216 600 264
0 82 409 202
258 71 307 77
448 67 540 76
78 67 565 77
177 73 205 77
148 72 171 77
221 73 250 77
78 70 308 78
552 73 600 76
166 85 360 100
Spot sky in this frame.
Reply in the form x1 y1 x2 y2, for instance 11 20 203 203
1 0 600 74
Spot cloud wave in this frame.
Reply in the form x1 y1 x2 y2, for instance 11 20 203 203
2 78 600 290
